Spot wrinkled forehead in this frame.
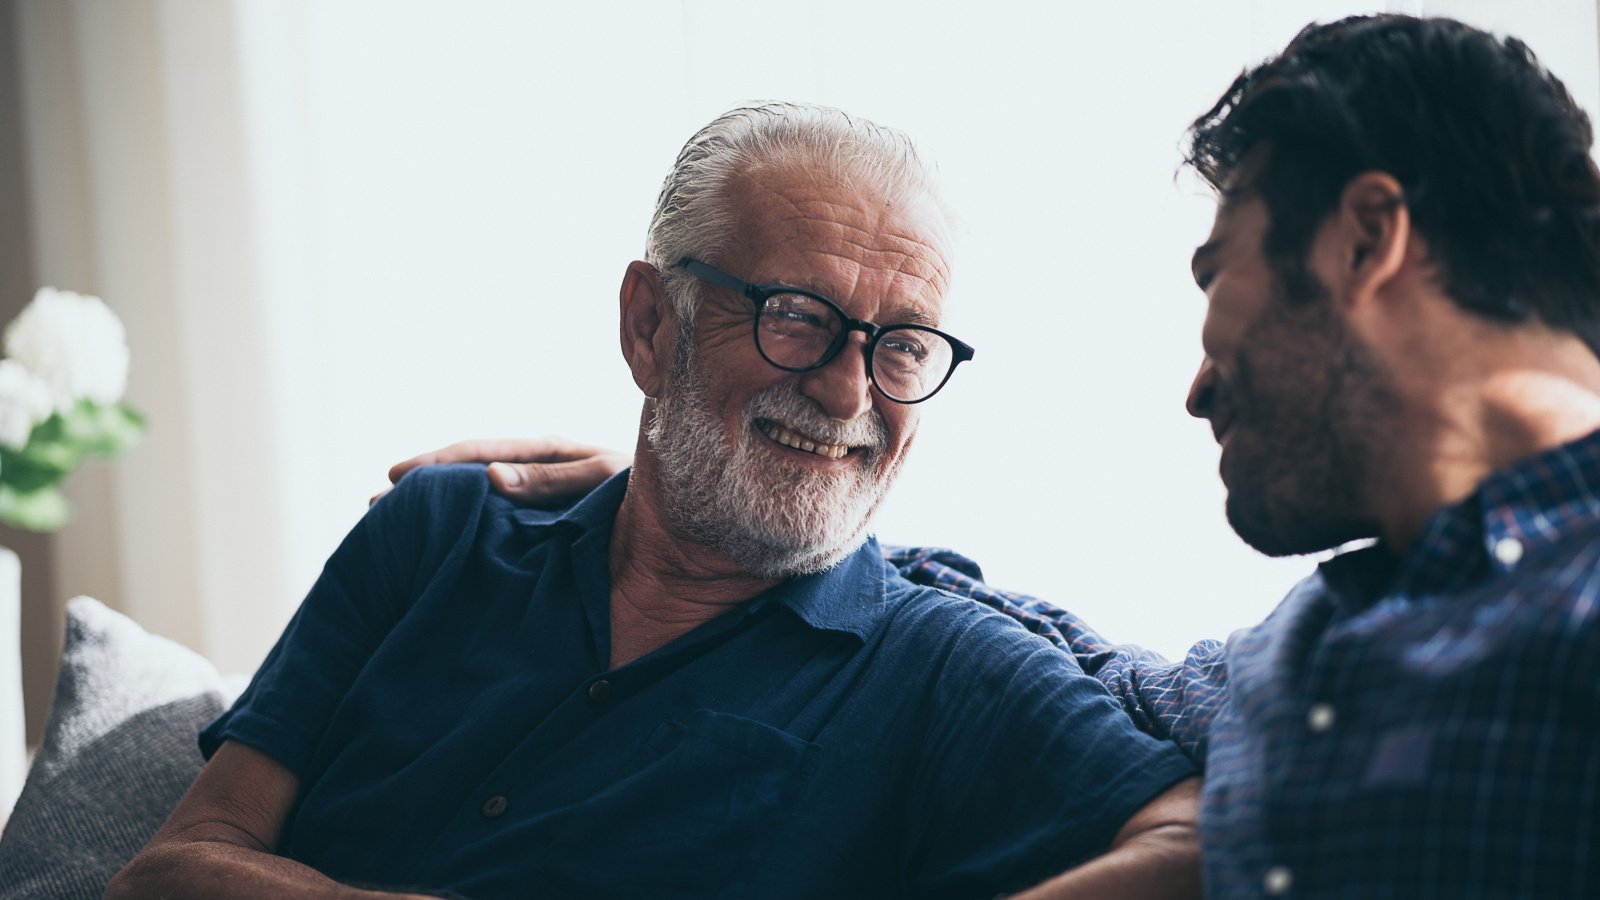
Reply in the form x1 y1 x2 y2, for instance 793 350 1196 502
724 167 955 315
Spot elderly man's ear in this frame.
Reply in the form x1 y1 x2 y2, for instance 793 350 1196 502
619 260 678 398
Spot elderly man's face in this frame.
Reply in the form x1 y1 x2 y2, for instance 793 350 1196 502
648 167 953 576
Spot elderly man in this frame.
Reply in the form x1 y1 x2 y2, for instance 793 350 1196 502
109 105 1198 899
423 15 1600 898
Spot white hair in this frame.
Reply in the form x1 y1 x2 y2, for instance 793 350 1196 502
644 102 950 323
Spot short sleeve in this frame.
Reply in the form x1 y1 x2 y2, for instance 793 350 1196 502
199 465 490 775
899 600 1199 898
890 543 1227 764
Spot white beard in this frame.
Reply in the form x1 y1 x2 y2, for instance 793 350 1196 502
646 335 901 578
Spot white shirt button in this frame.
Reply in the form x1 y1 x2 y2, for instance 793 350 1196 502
1493 537 1523 567
1264 865 1293 895
1307 703 1336 733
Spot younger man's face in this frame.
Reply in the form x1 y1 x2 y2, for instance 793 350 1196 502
1187 186 1392 557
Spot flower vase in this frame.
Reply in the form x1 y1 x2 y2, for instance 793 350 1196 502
0 547 23 822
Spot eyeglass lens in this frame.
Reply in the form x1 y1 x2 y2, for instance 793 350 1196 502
757 293 954 401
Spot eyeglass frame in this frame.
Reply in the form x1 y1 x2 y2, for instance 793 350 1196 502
674 257 975 404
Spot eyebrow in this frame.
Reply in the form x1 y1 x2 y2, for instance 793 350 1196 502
889 307 940 327
776 278 941 327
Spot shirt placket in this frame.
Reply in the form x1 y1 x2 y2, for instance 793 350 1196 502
420 596 776 871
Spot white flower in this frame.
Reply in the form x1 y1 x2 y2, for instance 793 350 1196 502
0 359 54 450
4 287 131 412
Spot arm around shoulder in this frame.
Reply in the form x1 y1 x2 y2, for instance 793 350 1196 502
106 741 436 900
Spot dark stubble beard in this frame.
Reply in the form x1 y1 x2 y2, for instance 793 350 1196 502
1221 280 1397 558
645 329 900 578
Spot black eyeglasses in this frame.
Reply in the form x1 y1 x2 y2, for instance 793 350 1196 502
676 257 974 403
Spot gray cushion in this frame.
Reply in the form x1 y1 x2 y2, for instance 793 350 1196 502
0 596 243 900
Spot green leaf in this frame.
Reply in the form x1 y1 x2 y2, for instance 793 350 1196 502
0 483 71 532
3 429 80 489
61 401 146 457
0 453 63 492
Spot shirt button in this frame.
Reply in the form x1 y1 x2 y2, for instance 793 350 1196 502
1493 536 1523 567
480 795 508 819
588 679 612 704
1307 703 1336 733
1263 865 1293 895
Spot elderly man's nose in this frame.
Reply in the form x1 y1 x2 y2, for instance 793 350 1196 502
804 342 874 421
1187 359 1217 419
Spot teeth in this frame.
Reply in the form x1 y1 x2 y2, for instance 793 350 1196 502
758 421 851 459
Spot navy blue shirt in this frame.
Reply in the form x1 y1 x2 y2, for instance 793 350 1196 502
203 465 1194 899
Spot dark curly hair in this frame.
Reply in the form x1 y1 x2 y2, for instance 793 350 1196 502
1186 15 1600 354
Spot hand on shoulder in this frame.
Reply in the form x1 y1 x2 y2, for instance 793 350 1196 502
375 437 630 506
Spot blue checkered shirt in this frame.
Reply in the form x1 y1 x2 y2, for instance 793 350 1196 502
889 430 1600 898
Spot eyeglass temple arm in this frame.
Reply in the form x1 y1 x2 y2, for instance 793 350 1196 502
677 258 758 300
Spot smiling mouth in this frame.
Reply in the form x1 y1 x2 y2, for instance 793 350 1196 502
757 419 854 460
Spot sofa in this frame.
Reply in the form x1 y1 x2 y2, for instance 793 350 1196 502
0 598 244 899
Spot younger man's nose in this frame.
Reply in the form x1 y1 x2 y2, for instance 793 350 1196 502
1186 359 1217 420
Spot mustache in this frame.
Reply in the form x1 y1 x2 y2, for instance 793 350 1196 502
742 380 889 450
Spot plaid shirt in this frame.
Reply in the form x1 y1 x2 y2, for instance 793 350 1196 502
889 429 1600 898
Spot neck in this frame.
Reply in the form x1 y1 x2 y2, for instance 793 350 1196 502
1367 329 1600 551
605 447 779 668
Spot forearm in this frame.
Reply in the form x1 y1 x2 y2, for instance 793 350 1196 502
106 839 443 900
106 741 429 899
1007 822 1200 900
1007 775 1202 900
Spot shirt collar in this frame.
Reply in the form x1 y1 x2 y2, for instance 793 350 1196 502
512 468 889 641
1328 426 1600 601
745 537 890 642
510 468 632 534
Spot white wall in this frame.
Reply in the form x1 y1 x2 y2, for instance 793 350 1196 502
16 0 1600 677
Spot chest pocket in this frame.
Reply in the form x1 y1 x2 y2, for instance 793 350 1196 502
534 709 820 898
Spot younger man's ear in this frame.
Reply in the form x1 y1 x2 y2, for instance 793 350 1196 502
619 260 675 397
1323 171 1411 309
